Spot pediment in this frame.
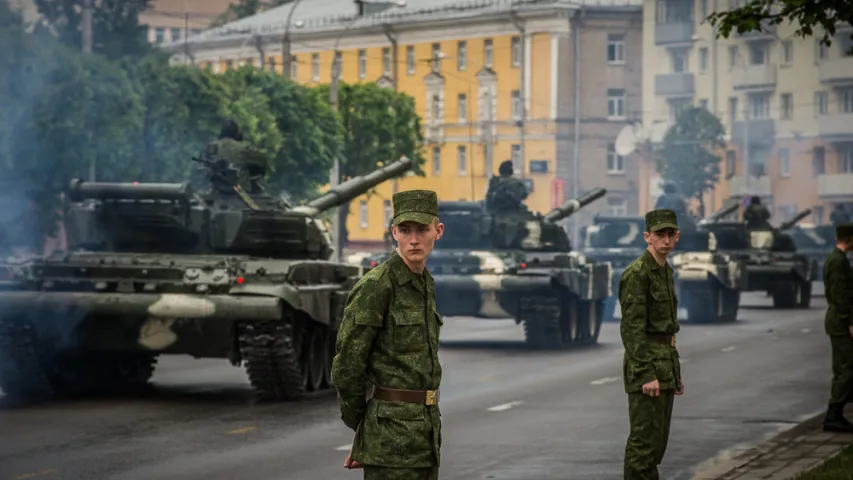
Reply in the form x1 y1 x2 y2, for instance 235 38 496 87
476 67 497 82
376 74 393 88
423 70 445 87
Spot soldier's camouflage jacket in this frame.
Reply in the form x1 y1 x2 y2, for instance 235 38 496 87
619 250 682 393
824 247 853 336
331 249 443 468
486 176 528 212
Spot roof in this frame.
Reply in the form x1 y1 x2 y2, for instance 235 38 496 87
161 0 642 51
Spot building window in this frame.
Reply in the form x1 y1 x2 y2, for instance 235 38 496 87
432 147 441 175
841 88 853 113
155 27 164 43
699 99 708 110
699 0 708 18
511 36 521 67
224 59 233 70
457 41 467 71
817 40 828 60
748 42 767 65
358 49 367 78
382 47 391 76
457 146 467 175
747 93 770 118
699 47 708 72
606 143 624 173
655 0 693 24
359 200 368 229
458 93 467 123
813 146 825 176
671 50 689 72
290 58 297 78
780 93 793 119
841 148 853 173
607 89 625 118
607 34 625 64
725 150 736 177
606 197 628 216
728 97 738 123
406 46 415 74
815 91 828 116
669 98 690 120
431 94 442 124
383 200 392 226
171 28 180 41
511 90 521 119
484 38 493 68
778 148 790 177
431 43 441 71
267 57 276 72
311 53 319 81
781 41 793 64
728 45 738 68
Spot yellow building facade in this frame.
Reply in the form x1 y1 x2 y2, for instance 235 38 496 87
167 0 644 247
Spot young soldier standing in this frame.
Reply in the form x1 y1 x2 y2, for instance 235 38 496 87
331 189 445 480
822 222 853 432
619 209 685 480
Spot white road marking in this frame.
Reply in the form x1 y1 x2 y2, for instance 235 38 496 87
590 376 620 386
801 328 811 334
487 401 524 412
335 444 352 451
679 358 689 364
721 346 736 352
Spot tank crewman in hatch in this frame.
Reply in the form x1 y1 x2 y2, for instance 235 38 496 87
655 183 688 218
822 222 853 432
199 118 271 194
743 196 772 229
619 208 684 480
485 160 529 214
331 189 445 480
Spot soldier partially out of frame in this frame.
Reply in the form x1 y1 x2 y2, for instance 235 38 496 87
822 222 853 433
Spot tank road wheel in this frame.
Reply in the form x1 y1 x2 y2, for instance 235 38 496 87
321 331 336 389
686 284 738 323
771 281 797 309
579 300 604 345
238 313 306 401
519 294 565 350
0 318 57 400
561 296 582 345
796 281 812 309
305 326 329 392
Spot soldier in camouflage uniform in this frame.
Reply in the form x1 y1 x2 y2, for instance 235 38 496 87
743 196 771 229
199 119 270 194
619 209 684 480
485 160 529 214
331 189 445 480
822 223 853 433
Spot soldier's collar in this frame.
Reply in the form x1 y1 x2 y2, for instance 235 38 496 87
642 249 668 271
388 249 425 286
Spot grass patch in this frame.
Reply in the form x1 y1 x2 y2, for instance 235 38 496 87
794 443 853 480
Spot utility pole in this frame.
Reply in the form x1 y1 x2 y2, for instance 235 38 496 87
82 0 94 181
329 53 343 263
282 0 305 81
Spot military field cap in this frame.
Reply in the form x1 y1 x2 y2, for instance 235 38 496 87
837 223 853 238
392 189 438 226
645 208 679 232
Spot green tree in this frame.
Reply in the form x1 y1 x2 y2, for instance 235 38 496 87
706 0 853 50
32 0 154 59
211 0 294 27
313 82 426 243
655 106 726 217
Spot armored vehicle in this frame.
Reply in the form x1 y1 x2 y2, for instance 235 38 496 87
0 156 414 401
695 208 816 309
788 224 839 278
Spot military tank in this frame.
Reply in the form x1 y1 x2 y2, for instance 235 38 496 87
671 204 748 323
580 215 648 321
788 224 838 279
695 208 816 309
0 156 414 402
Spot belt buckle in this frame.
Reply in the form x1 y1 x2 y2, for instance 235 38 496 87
425 389 438 406
670 336 676 347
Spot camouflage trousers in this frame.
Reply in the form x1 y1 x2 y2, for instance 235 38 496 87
363 466 439 479
624 391 675 480
829 335 853 404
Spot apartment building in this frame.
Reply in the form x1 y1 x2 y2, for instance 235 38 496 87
161 0 643 247
642 0 853 222
141 0 234 46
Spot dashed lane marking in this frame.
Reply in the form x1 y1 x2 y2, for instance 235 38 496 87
487 401 524 412
721 346 736 352
15 470 57 479
335 444 352 451
590 376 620 386
226 426 257 435
801 328 811 333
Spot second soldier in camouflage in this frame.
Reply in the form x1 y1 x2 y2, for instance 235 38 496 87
331 189 445 480
619 208 684 480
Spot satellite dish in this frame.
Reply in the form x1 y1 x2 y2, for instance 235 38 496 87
615 124 642 156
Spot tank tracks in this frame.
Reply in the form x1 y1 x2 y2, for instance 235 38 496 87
518 293 603 350
0 319 157 401
237 313 335 402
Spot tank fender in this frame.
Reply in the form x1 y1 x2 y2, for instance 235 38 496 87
230 283 304 311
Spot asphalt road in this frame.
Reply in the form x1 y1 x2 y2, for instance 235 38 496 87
0 288 834 480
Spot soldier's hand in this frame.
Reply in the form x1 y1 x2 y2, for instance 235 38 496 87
676 380 684 396
344 452 362 469
642 379 660 397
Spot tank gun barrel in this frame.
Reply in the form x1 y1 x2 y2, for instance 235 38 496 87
67 179 194 202
296 156 414 216
543 187 607 223
699 203 740 224
778 208 812 231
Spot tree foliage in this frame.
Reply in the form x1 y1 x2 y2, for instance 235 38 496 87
655 107 726 216
706 0 853 50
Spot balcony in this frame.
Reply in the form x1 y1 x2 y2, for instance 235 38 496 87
819 57 853 86
735 20 778 39
655 21 694 45
732 64 778 91
730 118 776 147
818 113 853 142
728 175 772 197
654 73 695 98
817 173 853 199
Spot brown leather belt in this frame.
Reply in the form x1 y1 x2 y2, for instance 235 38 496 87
647 333 676 347
372 386 439 406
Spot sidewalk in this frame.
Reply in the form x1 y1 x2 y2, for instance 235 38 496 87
690 406 853 479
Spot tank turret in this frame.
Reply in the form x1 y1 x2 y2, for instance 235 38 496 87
542 188 607 224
